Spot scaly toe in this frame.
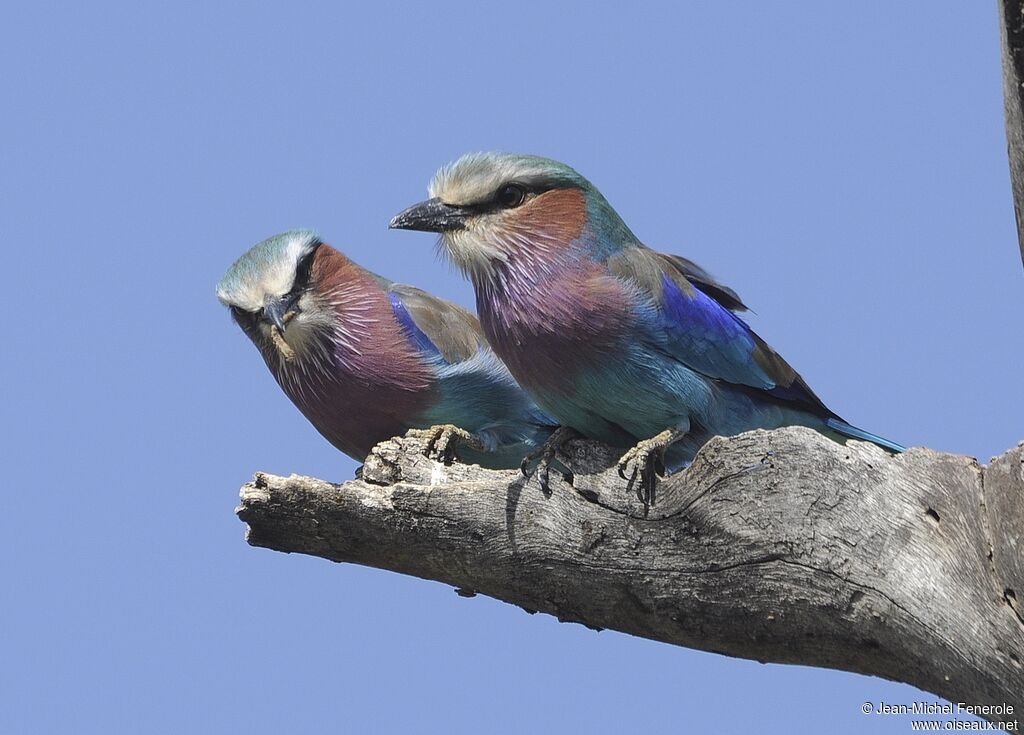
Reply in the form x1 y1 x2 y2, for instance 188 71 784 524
520 427 578 489
429 432 450 461
617 445 649 478
408 425 461 463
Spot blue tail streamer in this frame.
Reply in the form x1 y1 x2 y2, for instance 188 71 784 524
826 418 905 453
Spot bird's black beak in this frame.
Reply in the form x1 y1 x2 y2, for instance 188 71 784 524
263 293 299 333
389 197 469 233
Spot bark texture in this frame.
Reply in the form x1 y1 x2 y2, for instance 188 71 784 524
1000 0 1024 265
237 427 1023 720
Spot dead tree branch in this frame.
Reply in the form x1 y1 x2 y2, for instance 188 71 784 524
1000 0 1024 265
237 427 1023 720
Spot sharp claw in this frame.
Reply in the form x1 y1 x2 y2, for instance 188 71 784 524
540 453 556 491
434 434 451 462
410 425 482 466
427 433 444 461
520 427 577 490
617 429 684 507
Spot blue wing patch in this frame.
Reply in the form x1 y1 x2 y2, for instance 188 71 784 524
656 273 833 416
608 245 899 448
389 292 444 361
658 274 771 388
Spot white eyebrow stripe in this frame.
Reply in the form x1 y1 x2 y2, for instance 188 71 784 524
217 230 320 311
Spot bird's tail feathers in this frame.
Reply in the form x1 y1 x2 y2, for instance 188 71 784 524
826 418 905 453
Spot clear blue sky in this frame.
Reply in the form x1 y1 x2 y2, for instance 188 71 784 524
3 2 1020 733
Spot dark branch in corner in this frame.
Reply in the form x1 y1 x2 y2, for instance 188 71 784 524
237 427 1024 722
999 0 1024 265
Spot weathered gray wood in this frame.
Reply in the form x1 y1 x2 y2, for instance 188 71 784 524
1000 0 1024 265
986 445 1024 631
237 427 1024 721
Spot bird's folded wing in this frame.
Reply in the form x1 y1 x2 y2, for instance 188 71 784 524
387 283 488 364
660 252 749 313
607 246 833 416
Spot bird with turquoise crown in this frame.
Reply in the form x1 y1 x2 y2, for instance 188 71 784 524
390 153 904 501
216 229 558 469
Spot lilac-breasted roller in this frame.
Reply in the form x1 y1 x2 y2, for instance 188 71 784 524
390 153 903 500
217 230 557 469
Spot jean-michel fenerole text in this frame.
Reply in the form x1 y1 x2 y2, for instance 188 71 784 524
875 702 1015 718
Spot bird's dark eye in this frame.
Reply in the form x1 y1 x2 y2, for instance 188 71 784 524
495 184 526 208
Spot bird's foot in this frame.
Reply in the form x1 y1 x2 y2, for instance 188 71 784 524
407 424 486 465
520 426 580 492
617 428 685 506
